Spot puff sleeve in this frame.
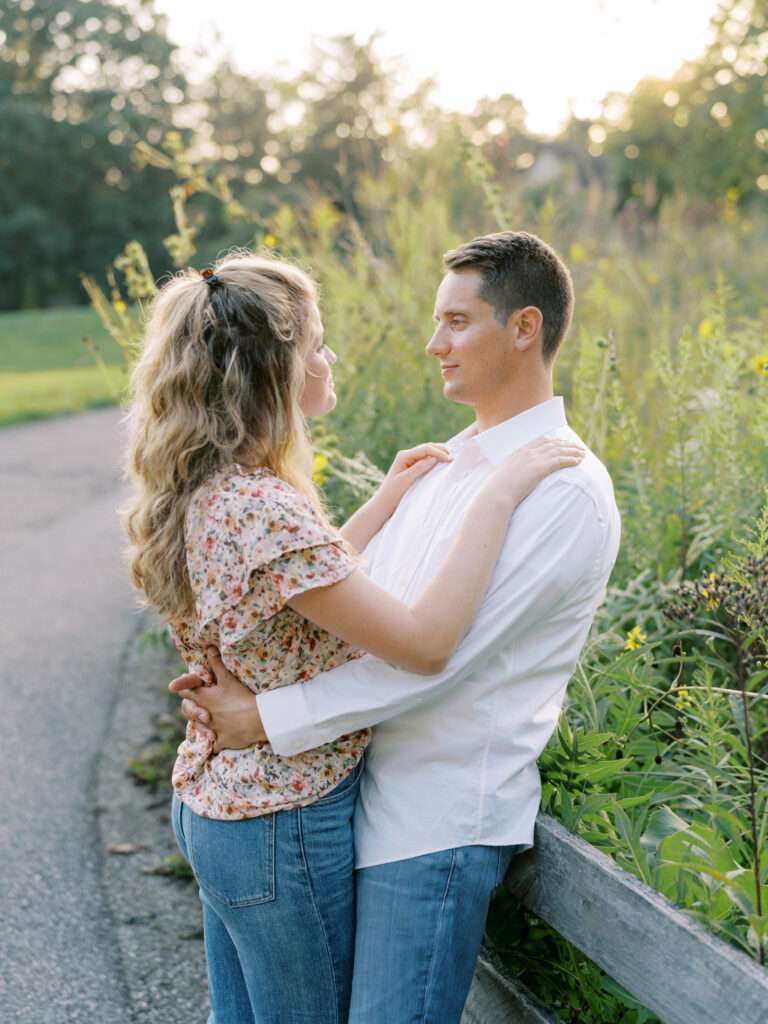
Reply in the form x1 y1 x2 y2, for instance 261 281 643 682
185 472 357 643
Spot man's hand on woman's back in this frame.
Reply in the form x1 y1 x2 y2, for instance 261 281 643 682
168 646 267 751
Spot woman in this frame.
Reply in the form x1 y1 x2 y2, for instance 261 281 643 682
123 250 583 1024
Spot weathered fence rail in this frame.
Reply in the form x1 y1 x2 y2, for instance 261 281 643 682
462 813 768 1024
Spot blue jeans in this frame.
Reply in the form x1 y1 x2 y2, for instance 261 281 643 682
171 759 361 1024
348 843 524 1024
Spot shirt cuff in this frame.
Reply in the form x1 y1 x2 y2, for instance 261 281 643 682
257 684 318 756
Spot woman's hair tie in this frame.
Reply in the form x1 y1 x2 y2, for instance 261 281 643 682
200 267 221 287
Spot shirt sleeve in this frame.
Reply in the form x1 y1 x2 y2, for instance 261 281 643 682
187 474 357 640
256 478 608 755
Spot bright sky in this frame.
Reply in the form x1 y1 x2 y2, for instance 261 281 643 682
152 0 721 136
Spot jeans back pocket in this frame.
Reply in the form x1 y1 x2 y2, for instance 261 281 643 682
187 810 276 908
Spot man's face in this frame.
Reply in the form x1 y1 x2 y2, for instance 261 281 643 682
427 269 519 406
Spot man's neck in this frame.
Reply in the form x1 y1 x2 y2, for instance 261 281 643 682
473 380 554 434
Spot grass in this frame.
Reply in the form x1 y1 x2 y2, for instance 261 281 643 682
0 305 128 425
0 365 126 426
0 305 125 372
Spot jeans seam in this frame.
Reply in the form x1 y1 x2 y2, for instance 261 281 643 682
297 805 340 1024
189 814 277 908
420 849 457 1022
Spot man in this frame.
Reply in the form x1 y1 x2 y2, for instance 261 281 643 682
171 230 621 1022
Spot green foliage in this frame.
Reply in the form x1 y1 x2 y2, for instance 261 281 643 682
0 365 124 425
129 711 185 792
67 27 768 1017
601 0 768 213
0 305 120 371
0 0 183 309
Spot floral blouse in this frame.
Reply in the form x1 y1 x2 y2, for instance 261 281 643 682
169 466 370 820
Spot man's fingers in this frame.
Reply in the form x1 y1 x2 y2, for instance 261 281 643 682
205 646 241 689
205 645 231 684
176 688 208 705
181 697 210 725
168 672 205 693
193 722 216 743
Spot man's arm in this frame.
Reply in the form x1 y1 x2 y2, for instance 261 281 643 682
258 479 606 756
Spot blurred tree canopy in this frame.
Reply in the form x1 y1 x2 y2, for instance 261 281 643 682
0 0 184 307
2 0 766 310
600 0 768 216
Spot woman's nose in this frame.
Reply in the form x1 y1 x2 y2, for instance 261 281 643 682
325 345 337 365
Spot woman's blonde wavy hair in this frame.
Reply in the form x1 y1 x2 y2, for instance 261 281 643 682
122 250 325 624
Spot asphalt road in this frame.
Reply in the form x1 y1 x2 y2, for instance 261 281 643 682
0 407 150 1023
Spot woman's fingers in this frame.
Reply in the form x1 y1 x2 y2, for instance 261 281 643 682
394 443 453 473
405 456 437 479
411 443 452 464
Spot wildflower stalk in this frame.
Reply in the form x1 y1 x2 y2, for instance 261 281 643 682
735 634 764 965
676 414 691 579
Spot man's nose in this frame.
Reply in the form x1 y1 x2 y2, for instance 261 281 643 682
426 328 450 357
326 346 338 365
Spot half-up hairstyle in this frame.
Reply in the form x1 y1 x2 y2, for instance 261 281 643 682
123 251 324 623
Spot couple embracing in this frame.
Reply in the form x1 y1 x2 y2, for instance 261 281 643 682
124 229 620 1023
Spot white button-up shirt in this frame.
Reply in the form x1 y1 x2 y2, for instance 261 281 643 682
257 397 621 868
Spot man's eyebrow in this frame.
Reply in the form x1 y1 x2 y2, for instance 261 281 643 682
432 308 471 321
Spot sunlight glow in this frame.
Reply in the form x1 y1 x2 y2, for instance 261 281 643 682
152 0 721 136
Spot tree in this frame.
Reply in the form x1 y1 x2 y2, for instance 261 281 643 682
0 0 186 308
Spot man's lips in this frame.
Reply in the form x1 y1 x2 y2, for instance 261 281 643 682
440 365 459 375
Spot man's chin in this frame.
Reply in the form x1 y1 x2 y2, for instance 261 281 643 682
442 381 469 405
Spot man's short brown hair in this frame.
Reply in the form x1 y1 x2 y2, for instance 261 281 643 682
443 231 574 364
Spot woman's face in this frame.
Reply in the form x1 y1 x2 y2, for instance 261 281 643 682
299 303 337 417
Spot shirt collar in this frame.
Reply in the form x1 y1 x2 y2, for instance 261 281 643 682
447 397 568 466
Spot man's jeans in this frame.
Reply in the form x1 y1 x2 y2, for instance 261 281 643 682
348 842 525 1024
171 759 361 1024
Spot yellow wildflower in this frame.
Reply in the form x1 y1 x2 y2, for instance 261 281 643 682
750 352 768 378
312 453 329 486
701 573 719 611
697 319 714 338
675 687 694 711
113 300 126 315
264 234 277 249
624 626 647 651
722 341 734 357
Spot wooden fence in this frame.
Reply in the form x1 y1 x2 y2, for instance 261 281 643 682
462 814 768 1024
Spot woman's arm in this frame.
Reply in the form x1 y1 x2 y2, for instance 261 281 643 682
339 443 453 553
289 437 585 674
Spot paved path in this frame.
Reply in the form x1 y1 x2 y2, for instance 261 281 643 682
0 408 158 1022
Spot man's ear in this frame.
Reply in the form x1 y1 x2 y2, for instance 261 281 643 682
511 306 543 353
